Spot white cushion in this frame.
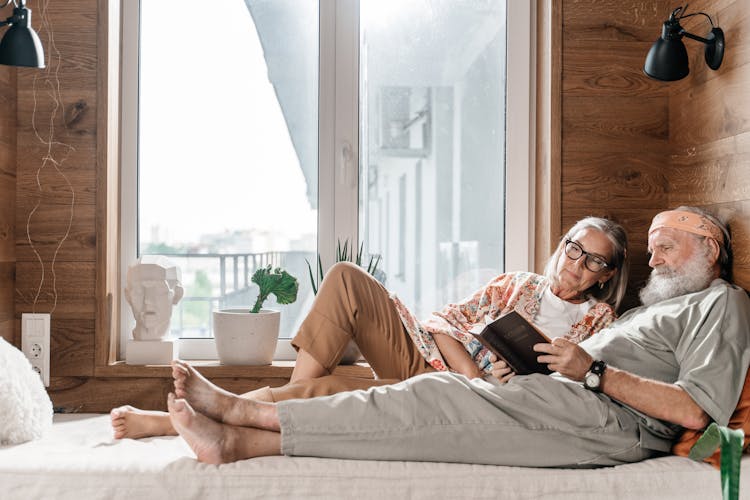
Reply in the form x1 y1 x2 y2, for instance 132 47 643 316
0 337 53 445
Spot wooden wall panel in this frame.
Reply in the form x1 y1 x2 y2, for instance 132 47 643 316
561 151 668 209
0 64 15 344
48 376 292 413
15 261 96 316
670 132 750 205
562 40 669 98
670 63 750 148
562 0 670 42
666 0 750 291
562 96 668 153
561 0 671 309
14 1 98 379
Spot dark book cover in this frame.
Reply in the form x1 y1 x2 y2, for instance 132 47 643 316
471 311 553 376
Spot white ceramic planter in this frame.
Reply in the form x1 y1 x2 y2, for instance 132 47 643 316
213 308 280 365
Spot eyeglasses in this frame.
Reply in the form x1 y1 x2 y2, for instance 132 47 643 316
564 240 610 273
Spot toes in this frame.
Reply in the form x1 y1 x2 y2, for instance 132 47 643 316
168 392 187 413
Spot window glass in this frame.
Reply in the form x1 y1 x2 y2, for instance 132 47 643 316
138 0 319 338
359 0 507 317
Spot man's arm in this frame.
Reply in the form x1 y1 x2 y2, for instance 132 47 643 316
535 338 710 430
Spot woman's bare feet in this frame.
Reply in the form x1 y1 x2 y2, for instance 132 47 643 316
167 393 281 464
171 360 280 430
110 406 177 439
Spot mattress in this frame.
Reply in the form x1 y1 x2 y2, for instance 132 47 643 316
0 414 745 500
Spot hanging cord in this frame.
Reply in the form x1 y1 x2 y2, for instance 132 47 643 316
27 0 76 313
674 4 716 28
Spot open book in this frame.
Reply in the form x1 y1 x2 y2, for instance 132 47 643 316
470 311 553 376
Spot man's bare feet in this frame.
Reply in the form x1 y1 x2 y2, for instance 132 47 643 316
167 393 282 464
171 360 237 422
171 360 280 430
110 406 177 439
167 393 229 464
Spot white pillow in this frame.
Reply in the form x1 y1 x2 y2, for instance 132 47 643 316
0 337 53 445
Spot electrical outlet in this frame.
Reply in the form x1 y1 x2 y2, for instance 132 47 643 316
22 313 50 387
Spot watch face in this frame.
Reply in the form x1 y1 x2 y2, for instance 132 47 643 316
585 372 600 389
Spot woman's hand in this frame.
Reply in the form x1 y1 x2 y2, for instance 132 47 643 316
488 353 516 383
533 337 592 381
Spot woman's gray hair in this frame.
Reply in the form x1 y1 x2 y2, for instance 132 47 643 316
543 217 630 311
673 206 732 281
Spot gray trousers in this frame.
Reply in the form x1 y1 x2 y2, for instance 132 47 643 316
277 372 661 467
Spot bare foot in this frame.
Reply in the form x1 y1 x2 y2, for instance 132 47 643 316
167 393 282 464
110 406 177 439
171 360 238 422
167 393 228 464
172 360 279 430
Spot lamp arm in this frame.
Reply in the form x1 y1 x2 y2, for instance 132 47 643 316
680 29 716 45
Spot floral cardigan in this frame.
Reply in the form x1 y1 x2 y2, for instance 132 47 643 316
391 271 617 374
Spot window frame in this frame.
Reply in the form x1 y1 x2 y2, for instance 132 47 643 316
115 0 534 362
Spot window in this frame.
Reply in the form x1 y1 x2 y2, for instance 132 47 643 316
120 0 532 359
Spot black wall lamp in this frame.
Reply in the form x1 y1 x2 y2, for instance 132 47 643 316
0 0 44 68
643 5 724 81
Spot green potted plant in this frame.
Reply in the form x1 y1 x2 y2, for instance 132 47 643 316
213 265 299 365
306 239 384 294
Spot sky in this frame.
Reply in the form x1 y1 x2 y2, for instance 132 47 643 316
138 0 317 246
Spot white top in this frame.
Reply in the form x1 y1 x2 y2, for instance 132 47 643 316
534 285 596 338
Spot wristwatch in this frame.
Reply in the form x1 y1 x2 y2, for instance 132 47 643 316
583 360 607 392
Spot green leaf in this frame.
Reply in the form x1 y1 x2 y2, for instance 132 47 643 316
249 265 299 313
356 241 364 266
305 258 318 295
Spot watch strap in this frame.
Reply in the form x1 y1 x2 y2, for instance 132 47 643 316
590 360 607 376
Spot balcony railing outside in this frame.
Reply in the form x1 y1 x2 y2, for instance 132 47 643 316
145 250 316 339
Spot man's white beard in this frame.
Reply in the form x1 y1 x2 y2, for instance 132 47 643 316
639 251 715 306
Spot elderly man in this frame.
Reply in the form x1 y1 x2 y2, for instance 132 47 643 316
165 206 750 467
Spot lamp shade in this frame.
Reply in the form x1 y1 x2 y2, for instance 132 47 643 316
644 35 689 81
0 7 44 68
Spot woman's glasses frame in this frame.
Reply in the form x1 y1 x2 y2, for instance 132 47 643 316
564 240 610 272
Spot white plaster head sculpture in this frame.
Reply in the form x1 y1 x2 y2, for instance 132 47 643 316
125 256 184 341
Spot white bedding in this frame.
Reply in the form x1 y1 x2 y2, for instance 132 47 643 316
0 414 745 499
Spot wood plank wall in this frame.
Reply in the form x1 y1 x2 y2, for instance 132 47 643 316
0 65 15 343
560 0 672 310
561 0 750 304
14 0 98 379
6 0 749 411
667 0 750 291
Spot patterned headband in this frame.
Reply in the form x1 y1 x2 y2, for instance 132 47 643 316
648 210 724 244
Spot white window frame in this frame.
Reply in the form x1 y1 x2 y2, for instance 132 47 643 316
119 0 533 361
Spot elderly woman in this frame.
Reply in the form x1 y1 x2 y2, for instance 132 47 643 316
112 216 629 439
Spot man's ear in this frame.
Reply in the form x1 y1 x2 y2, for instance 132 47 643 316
707 238 721 266
172 284 184 305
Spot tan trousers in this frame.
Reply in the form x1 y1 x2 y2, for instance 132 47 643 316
262 261 435 402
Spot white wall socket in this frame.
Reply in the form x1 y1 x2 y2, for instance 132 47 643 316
21 313 51 387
